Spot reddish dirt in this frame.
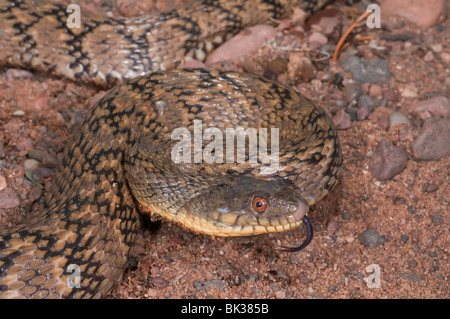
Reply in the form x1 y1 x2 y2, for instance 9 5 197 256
0 0 448 299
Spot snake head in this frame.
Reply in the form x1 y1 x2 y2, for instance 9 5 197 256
180 176 310 238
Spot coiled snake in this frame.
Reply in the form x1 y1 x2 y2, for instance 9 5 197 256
0 0 341 298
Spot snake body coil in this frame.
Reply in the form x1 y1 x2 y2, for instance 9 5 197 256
0 0 341 298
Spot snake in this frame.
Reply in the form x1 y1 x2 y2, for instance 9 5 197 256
0 0 342 298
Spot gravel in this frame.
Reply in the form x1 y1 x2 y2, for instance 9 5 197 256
0 142 5 159
431 214 443 225
412 118 450 160
389 112 411 127
333 108 352 130
400 272 424 283
0 188 20 209
357 229 385 248
369 139 408 180
340 56 391 84
407 205 416 214
27 149 59 168
193 279 226 292
409 96 449 119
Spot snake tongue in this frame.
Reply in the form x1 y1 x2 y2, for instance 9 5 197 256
275 200 312 252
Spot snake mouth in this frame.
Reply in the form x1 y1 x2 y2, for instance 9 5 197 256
258 198 310 234
193 198 310 237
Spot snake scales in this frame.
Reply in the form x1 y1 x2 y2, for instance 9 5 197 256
0 0 341 298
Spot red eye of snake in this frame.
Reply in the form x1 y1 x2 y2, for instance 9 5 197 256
252 196 267 213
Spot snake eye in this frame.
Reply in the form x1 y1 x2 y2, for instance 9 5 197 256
252 196 267 213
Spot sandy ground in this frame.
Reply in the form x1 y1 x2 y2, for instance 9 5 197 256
0 0 448 299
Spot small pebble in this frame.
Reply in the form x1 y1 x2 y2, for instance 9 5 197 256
356 272 365 280
369 139 408 180
335 99 347 108
326 219 339 236
264 58 288 81
306 288 325 299
407 205 416 214
27 149 59 168
358 229 385 247
33 166 56 179
344 236 355 243
311 79 323 92
409 96 449 119
356 105 371 121
423 51 434 62
347 108 358 122
401 272 424 283
412 118 450 160
383 89 399 102
5 68 33 79
328 285 337 293
432 214 443 225
0 142 5 159
13 110 25 117
205 25 277 65
381 0 445 27
152 276 169 289
440 52 450 64
275 290 286 298
193 279 226 292
23 158 40 173
343 83 363 104
342 211 351 220
389 111 411 127
287 52 316 84
28 186 42 202
401 234 409 243
422 183 438 193
0 176 7 191
380 32 415 42
16 138 34 155
0 188 20 209
146 288 158 298
306 8 348 35
369 84 382 99
180 58 206 69
400 84 418 98
378 113 390 131
333 108 351 130
340 56 391 84
308 31 328 48
358 95 377 111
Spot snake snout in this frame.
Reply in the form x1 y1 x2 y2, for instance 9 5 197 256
290 199 309 222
